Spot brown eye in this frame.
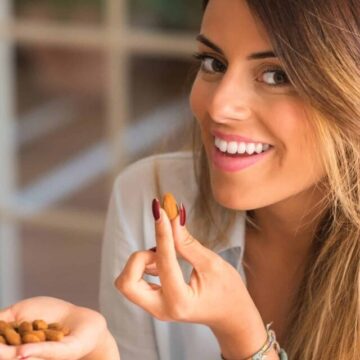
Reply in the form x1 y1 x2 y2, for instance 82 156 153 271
261 69 290 86
192 52 227 74
202 57 226 73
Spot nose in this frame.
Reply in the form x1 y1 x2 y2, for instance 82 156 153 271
208 72 253 123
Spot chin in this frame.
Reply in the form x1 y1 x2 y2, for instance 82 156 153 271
211 181 249 210
210 175 270 211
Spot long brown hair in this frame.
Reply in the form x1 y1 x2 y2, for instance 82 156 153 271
193 1 360 359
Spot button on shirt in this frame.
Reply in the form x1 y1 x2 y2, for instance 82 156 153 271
99 151 248 360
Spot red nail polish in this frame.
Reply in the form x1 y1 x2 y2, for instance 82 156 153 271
149 246 157 252
179 203 186 226
152 198 161 221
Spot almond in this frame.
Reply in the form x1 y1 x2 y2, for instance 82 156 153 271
162 192 179 220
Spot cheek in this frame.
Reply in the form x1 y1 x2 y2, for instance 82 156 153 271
268 99 325 183
271 101 322 170
190 75 217 152
260 101 325 202
211 100 326 210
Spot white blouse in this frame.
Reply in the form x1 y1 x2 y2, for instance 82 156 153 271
99 151 248 360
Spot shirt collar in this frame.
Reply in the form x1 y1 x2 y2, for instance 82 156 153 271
212 211 247 254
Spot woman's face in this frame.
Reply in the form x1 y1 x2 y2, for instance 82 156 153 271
190 0 325 210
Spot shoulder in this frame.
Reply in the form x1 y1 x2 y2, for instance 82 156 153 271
113 151 198 209
115 151 194 183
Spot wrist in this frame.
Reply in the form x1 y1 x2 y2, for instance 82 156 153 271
221 348 280 360
211 315 274 360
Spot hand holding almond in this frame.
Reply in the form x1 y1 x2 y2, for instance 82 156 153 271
115 193 268 359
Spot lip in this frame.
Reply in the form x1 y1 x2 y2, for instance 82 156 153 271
212 145 273 172
211 129 272 145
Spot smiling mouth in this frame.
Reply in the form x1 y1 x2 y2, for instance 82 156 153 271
213 144 274 158
211 143 274 172
215 147 266 157
214 145 273 159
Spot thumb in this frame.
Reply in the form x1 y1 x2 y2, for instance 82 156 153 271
172 204 216 271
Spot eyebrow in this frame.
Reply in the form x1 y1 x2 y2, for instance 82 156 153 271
196 34 277 60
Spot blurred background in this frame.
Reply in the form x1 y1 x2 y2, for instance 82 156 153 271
0 0 202 309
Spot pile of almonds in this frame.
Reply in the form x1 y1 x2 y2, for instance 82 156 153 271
0 320 70 345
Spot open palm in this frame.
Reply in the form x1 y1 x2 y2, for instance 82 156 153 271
0 296 108 360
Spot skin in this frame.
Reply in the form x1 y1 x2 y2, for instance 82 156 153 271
116 209 280 359
0 297 119 360
190 0 326 266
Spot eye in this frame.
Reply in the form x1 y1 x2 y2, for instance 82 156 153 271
192 52 227 74
260 68 291 86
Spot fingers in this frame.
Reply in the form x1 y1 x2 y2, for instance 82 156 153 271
144 262 159 277
0 344 17 360
154 208 188 298
116 250 157 288
10 297 73 322
0 307 15 323
17 336 82 360
18 309 109 360
0 343 62 360
115 250 163 315
171 207 218 272
0 309 20 360
116 197 202 320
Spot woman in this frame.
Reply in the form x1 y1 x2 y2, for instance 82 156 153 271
105 0 359 358
1 0 359 359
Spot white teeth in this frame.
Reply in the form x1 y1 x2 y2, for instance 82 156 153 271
238 142 246 154
215 137 222 148
245 143 256 155
214 136 271 155
227 141 238 154
219 139 228 152
255 143 263 154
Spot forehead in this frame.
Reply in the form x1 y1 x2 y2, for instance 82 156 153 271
200 0 272 54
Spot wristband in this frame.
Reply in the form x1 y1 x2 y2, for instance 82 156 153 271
220 322 285 360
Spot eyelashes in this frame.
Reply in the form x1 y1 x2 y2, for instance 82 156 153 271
192 52 291 87
192 52 227 74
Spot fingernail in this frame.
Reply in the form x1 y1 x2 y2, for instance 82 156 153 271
149 246 157 252
179 203 186 226
152 198 161 221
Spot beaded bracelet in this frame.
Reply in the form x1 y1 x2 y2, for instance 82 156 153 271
220 322 287 360
279 349 288 360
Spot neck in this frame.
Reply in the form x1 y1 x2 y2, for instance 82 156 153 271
247 185 327 265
